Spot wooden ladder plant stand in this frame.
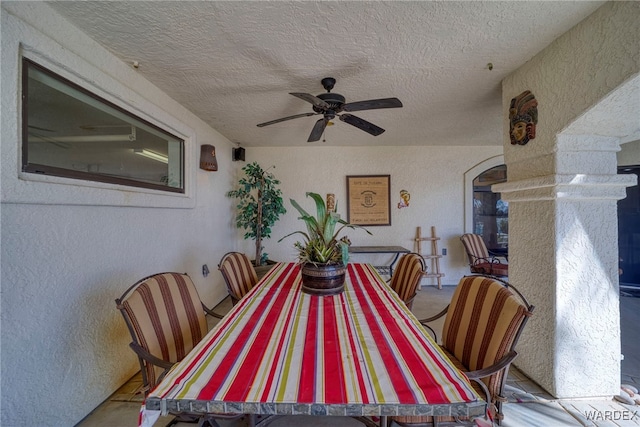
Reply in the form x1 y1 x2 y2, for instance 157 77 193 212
415 226 445 289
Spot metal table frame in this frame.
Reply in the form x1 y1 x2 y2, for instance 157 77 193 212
348 246 411 276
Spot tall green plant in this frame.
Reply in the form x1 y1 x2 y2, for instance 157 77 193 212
227 162 286 266
279 192 371 266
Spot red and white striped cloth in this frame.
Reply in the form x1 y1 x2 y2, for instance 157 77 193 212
142 263 480 424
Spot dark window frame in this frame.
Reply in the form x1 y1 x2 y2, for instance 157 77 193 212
22 58 185 194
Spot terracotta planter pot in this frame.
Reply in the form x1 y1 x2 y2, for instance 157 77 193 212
253 259 277 280
300 263 346 296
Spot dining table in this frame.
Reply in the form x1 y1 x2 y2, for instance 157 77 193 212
140 262 485 427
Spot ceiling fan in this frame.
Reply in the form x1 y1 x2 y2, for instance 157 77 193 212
257 77 403 142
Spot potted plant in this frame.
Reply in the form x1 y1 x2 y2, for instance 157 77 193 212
279 192 371 295
227 162 286 270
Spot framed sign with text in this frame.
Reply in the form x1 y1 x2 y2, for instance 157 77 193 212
346 175 391 226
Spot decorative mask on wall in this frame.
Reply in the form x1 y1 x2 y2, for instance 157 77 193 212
509 90 538 145
397 189 410 209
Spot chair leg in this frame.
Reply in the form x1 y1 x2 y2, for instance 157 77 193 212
255 415 282 427
166 414 200 427
198 418 221 427
351 416 381 427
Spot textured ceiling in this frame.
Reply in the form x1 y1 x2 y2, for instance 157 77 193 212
48 1 606 148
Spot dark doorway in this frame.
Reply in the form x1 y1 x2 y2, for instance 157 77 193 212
618 165 640 295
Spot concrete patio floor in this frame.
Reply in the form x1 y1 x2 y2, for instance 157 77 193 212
77 284 640 427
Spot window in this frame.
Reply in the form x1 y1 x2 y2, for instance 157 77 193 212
473 164 508 255
22 58 184 193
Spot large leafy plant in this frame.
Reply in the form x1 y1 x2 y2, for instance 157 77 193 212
227 162 286 266
279 192 371 266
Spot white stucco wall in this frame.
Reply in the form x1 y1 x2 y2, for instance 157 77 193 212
498 1 639 398
1 4 505 425
234 145 502 284
502 1 639 182
1 3 240 426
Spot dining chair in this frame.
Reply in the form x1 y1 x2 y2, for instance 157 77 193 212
460 233 508 278
115 272 239 427
218 251 259 305
394 275 534 427
389 252 426 310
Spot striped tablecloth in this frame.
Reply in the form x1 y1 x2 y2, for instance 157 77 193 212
144 263 484 420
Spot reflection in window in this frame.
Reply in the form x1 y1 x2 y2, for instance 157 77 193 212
473 165 508 254
22 58 184 193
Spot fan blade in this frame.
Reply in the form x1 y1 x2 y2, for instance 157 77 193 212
308 118 328 142
290 93 330 110
343 97 403 112
339 114 385 136
257 112 317 127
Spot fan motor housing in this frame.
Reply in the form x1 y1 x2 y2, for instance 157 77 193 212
314 92 345 113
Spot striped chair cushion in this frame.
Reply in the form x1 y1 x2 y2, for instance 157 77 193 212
120 273 208 389
461 233 489 262
390 253 425 309
218 252 258 304
461 233 508 277
442 275 528 397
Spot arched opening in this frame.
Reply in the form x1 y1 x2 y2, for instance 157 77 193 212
464 155 504 234
472 164 508 256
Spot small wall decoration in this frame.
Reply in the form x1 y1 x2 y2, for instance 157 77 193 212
326 193 336 212
199 144 218 171
346 175 391 226
509 90 538 145
397 189 410 209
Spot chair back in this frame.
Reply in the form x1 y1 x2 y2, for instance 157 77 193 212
115 272 208 392
389 253 426 309
218 252 258 305
460 233 489 265
460 233 508 276
441 275 533 399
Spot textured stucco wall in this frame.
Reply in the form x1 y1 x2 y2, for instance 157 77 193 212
502 1 639 181
235 146 502 282
0 4 505 425
499 1 639 398
1 3 239 426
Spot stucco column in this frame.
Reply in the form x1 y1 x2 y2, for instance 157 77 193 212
494 136 636 398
